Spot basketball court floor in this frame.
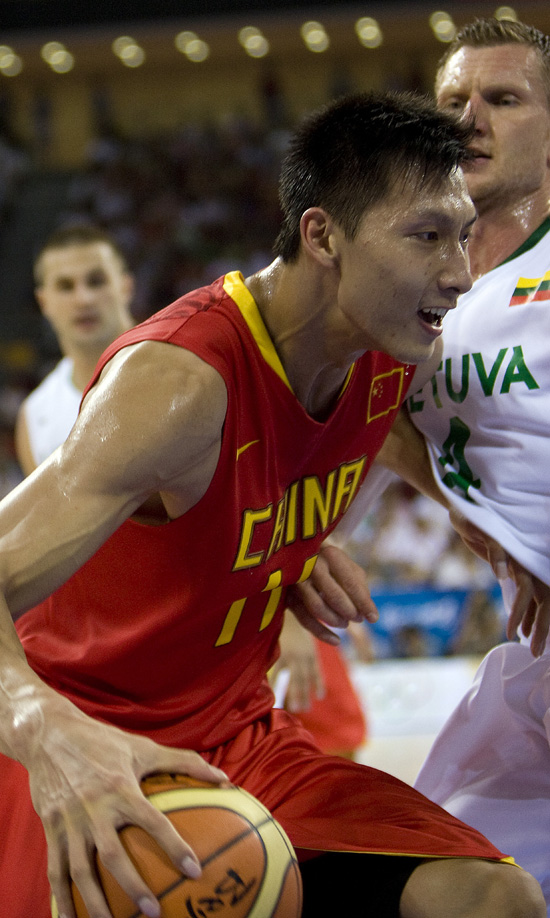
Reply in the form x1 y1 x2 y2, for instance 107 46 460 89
350 655 482 783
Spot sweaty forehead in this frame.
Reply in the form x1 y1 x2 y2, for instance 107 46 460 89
437 44 544 97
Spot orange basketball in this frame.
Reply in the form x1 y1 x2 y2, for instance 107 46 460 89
52 773 302 918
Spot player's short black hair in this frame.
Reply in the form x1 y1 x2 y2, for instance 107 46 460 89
273 90 474 263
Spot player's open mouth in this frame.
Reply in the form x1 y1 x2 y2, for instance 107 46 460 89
418 307 447 328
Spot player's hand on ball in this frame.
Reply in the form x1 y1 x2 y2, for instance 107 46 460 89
57 774 302 918
24 696 227 918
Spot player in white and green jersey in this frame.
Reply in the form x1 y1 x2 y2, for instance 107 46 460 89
410 217 550 591
387 19 550 914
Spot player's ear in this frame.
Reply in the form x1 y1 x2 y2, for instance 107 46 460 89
299 207 340 266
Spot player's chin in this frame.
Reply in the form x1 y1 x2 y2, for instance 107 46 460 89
389 336 438 367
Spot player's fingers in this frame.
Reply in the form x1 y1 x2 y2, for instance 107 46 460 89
86 823 163 918
122 791 203 880
48 823 116 918
312 654 325 701
317 546 378 623
97 824 175 918
142 746 228 787
506 568 533 641
294 558 366 627
285 654 324 712
486 543 509 581
286 591 341 643
286 580 347 644
285 668 312 712
530 596 550 658
47 837 77 918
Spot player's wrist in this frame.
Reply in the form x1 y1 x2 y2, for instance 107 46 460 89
0 665 72 766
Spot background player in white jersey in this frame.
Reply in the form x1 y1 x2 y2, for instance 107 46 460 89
15 224 135 475
371 17 550 910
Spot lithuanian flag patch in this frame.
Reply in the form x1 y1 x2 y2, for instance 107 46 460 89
509 270 550 306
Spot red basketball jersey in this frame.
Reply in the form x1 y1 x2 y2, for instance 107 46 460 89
18 272 414 751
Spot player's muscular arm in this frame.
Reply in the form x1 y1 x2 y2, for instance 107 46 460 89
0 340 229 918
2 340 227 614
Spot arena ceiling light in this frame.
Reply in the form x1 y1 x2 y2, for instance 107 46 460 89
112 35 145 68
495 6 517 20
41 41 74 73
0 45 23 77
175 30 210 62
355 17 383 49
429 11 456 43
238 26 270 59
301 21 330 53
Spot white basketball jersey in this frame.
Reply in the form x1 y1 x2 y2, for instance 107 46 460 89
23 357 81 466
410 217 550 586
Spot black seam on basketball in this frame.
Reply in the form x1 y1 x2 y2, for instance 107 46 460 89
126 819 264 918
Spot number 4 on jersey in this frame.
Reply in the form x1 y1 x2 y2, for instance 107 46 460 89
438 416 481 502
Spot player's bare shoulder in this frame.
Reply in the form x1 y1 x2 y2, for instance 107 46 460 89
79 339 228 514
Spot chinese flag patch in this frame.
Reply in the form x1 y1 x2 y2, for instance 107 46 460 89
367 367 405 422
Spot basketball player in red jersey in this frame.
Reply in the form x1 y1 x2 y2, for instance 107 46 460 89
0 92 545 918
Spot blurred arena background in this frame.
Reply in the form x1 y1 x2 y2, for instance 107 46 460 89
1 0 547 782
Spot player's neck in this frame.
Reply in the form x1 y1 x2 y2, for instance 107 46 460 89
469 196 550 279
246 260 352 420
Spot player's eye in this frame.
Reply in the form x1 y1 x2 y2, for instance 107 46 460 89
416 231 439 242
440 98 465 112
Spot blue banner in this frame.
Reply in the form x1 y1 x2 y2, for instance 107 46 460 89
361 584 506 658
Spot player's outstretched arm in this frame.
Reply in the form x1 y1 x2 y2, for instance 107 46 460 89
0 340 230 918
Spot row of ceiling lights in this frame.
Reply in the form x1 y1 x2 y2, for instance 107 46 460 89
0 6 518 78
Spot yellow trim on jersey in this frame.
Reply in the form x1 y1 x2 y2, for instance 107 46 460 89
339 364 354 396
223 271 293 392
223 270 356 400
236 439 260 460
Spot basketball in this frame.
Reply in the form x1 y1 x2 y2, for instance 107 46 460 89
52 773 302 918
